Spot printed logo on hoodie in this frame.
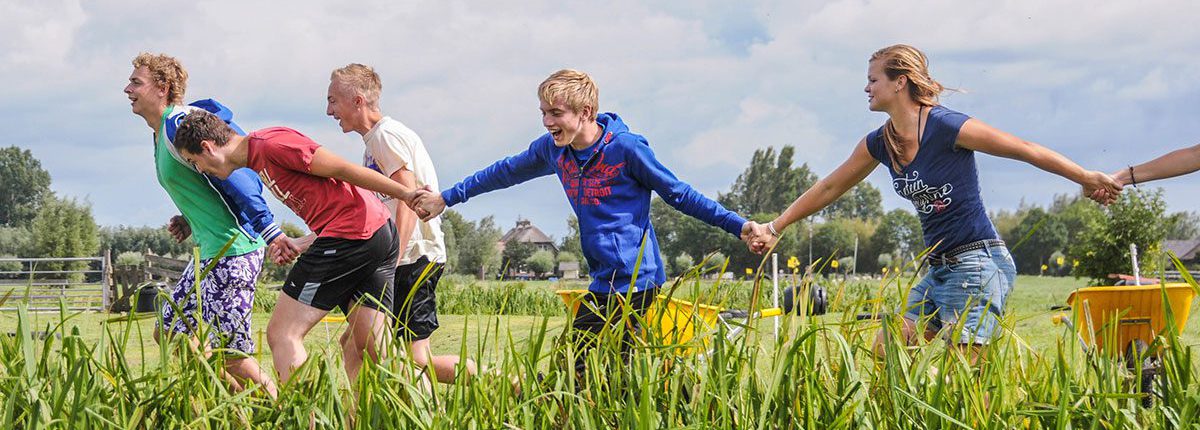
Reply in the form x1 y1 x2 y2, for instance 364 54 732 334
557 151 625 206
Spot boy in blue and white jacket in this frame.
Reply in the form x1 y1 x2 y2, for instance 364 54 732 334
414 69 760 375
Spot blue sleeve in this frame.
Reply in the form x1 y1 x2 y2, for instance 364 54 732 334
864 127 885 163
622 139 746 237
441 139 556 206
210 169 283 243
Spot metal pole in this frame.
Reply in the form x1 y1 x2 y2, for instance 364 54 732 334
1130 243 1141 286
807 223 813 267
772 253 779 340
852 236 859 276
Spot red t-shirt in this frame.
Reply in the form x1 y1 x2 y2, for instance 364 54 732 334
246 127 389 240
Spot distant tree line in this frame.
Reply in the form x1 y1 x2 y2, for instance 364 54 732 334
2 144 1190 286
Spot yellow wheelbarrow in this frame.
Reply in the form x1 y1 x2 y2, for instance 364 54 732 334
1051 279 1196 406
555 285 826 356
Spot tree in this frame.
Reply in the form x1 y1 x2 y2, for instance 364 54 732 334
1008 207 1068 274
0 226 32 256
502 240 535 276
1164 211 1200 240
811 218 860 268
99 224 193 257
0 146 53 227
440 210 467 273
719 146 817 215
526 250 556 277
651 197 738 270
1067 188 1168 285
441 210 502 279
821 182 883 220
670 253 695 276
28 195 100 281
867 209 923 271
559 215 588 273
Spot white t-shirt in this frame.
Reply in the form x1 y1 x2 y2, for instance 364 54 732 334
362 116 447 264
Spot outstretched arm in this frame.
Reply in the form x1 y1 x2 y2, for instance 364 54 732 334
308 147 417 203
770 138 878 235
417 142 555 221
1113 143 1200 187
955 118 1121 200
625 141 747 237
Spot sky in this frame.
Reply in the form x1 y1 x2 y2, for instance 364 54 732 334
2 0 1198 241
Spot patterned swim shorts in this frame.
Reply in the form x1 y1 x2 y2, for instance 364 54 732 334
159 248 263 354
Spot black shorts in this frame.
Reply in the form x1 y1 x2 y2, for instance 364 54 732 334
392 256 444 341
282 220 399 313
569 288 657 375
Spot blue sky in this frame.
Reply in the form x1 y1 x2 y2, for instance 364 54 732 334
2 0 1198 240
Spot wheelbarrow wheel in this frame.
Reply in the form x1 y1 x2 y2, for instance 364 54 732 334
1125 339 1161 408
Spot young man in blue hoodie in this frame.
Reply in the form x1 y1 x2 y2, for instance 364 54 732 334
413 69 763 375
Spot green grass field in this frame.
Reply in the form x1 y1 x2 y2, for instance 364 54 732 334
2 274 1199 428
3 275 1197 371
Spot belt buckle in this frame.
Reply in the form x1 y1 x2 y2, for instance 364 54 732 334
928 254 958 266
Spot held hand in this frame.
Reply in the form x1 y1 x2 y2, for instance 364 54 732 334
167 215 192 243
411 187 446 222
740 221 777 255
1082 170 1122 206
267 235 301 266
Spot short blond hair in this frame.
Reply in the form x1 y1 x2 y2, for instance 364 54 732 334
330 63 382 108
538 69 598 115
132 53 188 105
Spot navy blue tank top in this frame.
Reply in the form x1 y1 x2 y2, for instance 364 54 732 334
865 105 999 253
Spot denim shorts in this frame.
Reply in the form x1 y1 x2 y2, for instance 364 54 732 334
904 243 1017 345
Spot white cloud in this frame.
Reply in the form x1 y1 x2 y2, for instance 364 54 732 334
676 98 836 169
2 0 1199 239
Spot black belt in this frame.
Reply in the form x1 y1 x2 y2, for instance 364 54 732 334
926 239 1005 266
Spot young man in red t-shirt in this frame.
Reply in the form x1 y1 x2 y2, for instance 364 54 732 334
173 110 422 384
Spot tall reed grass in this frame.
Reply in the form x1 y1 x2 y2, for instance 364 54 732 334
1 254 1197 428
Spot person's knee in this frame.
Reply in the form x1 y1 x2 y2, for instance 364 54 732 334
224 357 256 376
338 329 355 350
408 340 432 367
266 320 294 348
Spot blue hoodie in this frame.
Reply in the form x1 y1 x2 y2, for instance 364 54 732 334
162 99 284 244
442 113 746 293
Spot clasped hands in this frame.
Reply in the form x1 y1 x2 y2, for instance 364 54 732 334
740 221 777 255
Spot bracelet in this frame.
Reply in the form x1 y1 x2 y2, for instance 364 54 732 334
767 221 781 237
1129 166 1138 188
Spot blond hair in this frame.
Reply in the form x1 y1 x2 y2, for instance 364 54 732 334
132 53 188 105
538 69 598 115
870 45 947 172
330 63 382 108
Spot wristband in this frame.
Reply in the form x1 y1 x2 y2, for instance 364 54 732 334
1128 166 1138 188
767 221 781 237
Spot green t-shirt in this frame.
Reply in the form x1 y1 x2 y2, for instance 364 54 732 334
153 106 263 259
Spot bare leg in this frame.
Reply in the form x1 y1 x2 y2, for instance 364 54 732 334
342 305 390 383
266 294 327 384
225 357 279 398
408 338 477 384
872 316 928 357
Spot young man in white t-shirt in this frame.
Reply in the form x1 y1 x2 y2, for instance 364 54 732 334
326 63 474 384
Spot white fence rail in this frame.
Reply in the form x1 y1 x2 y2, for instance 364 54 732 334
0 253 111 312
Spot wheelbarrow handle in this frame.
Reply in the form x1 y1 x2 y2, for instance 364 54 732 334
759 308 783 318
1051 313 1069 326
